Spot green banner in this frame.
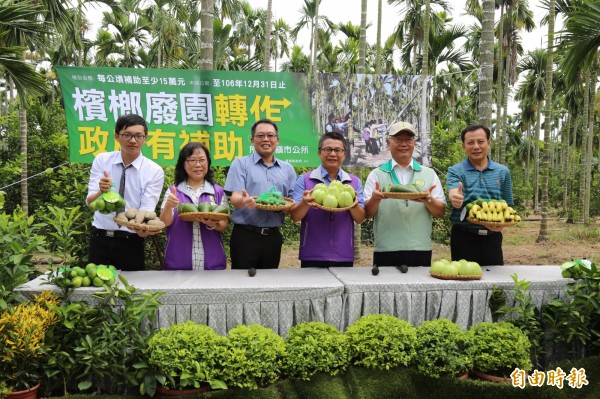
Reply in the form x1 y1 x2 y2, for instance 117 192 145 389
56 66 320 166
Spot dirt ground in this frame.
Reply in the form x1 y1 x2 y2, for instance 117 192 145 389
280 217 600 268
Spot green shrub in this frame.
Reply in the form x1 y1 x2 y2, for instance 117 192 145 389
284 322 349 380
413 319 472 378
221 324 286 390
468 321 533 376
345 314 417 370
0 208 46 309
146 321 227 392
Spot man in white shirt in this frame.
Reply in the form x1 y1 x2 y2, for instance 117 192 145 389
86 114 164 271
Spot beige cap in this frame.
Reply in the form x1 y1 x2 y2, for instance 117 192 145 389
387 121 416 137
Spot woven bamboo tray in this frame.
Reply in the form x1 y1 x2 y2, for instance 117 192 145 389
253 196 295 211
382 191 428 200
179 212 229 222
430 272 483 281
466 217 519 229
113 217 164 232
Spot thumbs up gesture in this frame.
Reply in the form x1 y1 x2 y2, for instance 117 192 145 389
166 186 179 209
373 181 385 200
99 170 112 192
450 182 464 209
241 188 256 208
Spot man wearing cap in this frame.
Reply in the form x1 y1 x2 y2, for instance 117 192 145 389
364 122 446 267
446 124 513 266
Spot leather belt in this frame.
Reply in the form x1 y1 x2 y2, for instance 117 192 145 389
453 224 496 236
91 226 140 239
237 224 279 236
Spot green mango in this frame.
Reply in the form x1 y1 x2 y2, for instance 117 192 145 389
197 202 212 212
178 203 198 213
389 184 418 193
211 205 229 214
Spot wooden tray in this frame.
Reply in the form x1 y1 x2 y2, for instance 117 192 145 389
253 196 295 211
382 191 428 200
179 212 229 222
466 217 519 229
430 272 482 281
113 217 164 232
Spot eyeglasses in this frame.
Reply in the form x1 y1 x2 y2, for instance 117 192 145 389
320 147 345 155
253 134 278 140
186 158 207 165
119 133 146 141
389 137 415 143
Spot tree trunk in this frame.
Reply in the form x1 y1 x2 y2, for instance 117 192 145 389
358 0 367 74
584 68 596 224
533 106 540 212
563 114 571 214
375 0 382 74
200 0 214 70
579 73 589 224
496 4 505 162
263 0 273 71
310 0 320 74
537 0 554 242
478 0 495 127
19 106 28 215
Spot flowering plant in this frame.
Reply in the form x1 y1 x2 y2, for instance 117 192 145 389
0 291 58 391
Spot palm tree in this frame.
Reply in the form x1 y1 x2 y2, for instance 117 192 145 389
99 7 150 67
515 48 547 212
280 45 310 72
0 0 63 214
478 0 495 126
262 0 272 71
537 0 555 242
387 0 449 75
358 0 367 74
200 0 214 70
290 0 331 72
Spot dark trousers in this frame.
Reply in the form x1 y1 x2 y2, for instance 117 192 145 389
301 260 353 268
373 250 432 267
450 225 504 266
230 224 283 269
88 227 145 271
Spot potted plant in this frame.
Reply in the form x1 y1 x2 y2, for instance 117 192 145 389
0 291 58 398
284 322 350 380
412 319 472 379
220 324 286 390
144 321 227 396
345 314 417 370
468 321 533 382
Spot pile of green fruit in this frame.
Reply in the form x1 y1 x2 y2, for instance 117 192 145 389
467 199 521 223
50 263 118 288
430 258 482 276
311 181 356 209
255 189 287 206
382 183 422 193
89 191 126 214
560 259 594 279
177 202 229 214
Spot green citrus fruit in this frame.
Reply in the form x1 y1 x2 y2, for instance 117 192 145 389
73 266 86 277
81 276 91 287
96 266 113 281
72 276 83 288
85 263 97 279
92 277 104 287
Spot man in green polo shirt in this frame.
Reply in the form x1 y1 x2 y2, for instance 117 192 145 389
364 122 446 267
446 124 514 266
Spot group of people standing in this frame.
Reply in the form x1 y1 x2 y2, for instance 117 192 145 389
86 114 513 272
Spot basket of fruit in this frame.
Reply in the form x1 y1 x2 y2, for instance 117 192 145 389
309 181 358 212
114 208 165 232
381 183 428 200
429 259 483 281
177 202 230 222
465 199 521 229
253 186 294 211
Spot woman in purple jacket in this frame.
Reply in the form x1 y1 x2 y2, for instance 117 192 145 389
159 142 228 270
